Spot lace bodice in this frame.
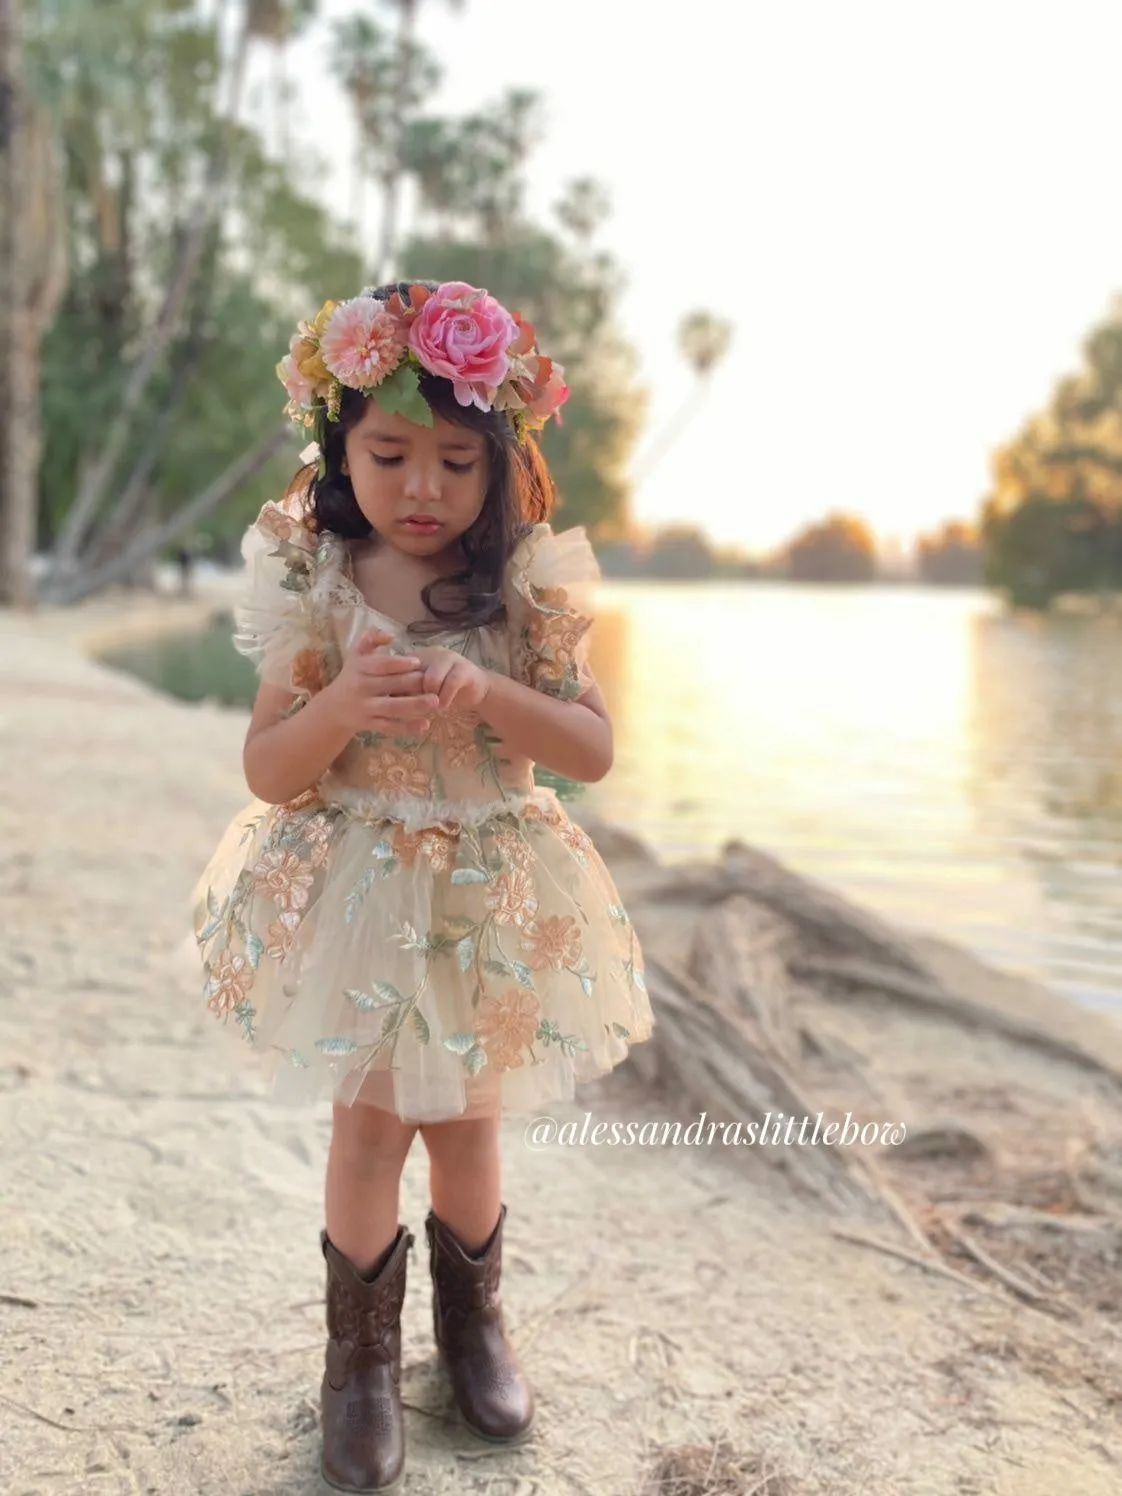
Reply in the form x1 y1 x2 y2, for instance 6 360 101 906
230 490 601 829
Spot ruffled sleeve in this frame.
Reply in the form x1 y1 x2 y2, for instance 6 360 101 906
231 492 325 697
505 522 601 701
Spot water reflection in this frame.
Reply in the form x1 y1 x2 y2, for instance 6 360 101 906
582 582 1122 1013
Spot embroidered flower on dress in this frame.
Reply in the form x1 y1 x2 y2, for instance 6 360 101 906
393 824 459 872
476 988 542 1071
281 786 323 813
520 915 583 972
557 821 594 857
207 951 254 1015
252 848 315 912
425 710 482 769
483 868 539 927
266 911 302 960
366 748 432 798
291 649 325 695
492 825 534 871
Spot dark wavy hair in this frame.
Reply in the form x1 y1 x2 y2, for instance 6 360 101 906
285 280 557 638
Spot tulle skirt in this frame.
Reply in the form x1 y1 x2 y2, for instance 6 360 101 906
192 785 653 1120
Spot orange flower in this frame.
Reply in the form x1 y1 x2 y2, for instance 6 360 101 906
367 748 432 798
477 988 542 1071
207 951 253 1015
253 848 315 912
520 915 582 972
291 649 325 695
394 824 459 872
266 912 301 960
426 709 482 768
558 820 594 857
281 786 322 813
493 826 534 871
484 869 539 927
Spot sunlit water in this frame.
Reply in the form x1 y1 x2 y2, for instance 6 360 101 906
106 582 1122 1015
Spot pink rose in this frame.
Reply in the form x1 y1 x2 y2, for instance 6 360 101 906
409 283 519 409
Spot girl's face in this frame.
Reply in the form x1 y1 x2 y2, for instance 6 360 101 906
343 399 489 560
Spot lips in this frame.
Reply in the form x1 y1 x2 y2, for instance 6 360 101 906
401 516 442 532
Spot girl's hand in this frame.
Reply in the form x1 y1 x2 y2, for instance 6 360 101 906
323 629 440 736
414 645 491 713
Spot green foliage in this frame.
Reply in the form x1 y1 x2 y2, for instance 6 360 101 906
31 0 362 557
981 297 1122 608
374 362 433 428
29 0 642 577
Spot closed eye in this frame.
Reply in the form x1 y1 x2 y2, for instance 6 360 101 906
372 454 477 474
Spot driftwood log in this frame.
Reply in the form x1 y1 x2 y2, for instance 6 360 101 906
576 814 1122 1330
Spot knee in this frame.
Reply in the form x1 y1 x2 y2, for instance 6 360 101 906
420 1114 500 1169
330 1102 415 1175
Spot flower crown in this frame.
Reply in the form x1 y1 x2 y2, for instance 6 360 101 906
277 280 570 445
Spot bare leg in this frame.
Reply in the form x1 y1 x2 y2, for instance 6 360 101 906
419 1110 503 1251
325 1100 418 1273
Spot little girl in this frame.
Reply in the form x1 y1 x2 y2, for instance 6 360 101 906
192 280 653 1493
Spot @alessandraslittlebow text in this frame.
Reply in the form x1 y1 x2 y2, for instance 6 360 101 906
523 1110 907 1151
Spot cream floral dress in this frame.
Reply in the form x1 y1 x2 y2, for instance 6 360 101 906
192 490 653 1120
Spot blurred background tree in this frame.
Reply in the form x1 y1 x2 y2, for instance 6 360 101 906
916 520 982 585
5 0 647 605
780 512 878 582
980 298 1122 609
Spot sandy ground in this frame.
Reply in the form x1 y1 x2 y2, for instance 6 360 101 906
2 594 1121 1496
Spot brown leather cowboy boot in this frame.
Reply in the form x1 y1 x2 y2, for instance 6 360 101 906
320 1224 413 1493
425 1203 534 1443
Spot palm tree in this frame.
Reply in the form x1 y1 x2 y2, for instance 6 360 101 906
679 310 733 377
372 0 463 282
632 310 734 482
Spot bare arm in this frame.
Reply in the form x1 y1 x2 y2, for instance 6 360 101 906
479 672 613 783
243 684 357 804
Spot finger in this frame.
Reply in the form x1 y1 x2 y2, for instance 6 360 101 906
368 719 432 737
364 672 428 698
357 655 424 680
367 708 434 732
356 628 395 655
369 692 440 716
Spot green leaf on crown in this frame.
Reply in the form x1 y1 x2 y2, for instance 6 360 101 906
374 360 433 428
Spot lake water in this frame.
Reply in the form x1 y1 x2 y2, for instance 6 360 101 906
106 582 1122 1016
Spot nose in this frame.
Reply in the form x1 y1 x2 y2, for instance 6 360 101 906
402 458 442 503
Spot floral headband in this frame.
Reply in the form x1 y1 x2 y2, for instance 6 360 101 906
277 280 570 447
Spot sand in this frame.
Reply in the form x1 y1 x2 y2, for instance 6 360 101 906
1 589 1120 1496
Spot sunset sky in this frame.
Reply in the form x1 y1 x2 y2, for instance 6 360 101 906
291 0 1122 556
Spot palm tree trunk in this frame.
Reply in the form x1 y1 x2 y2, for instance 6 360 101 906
372 0 418 284
45 2 254 588
0 0 31 606
54 421 291 605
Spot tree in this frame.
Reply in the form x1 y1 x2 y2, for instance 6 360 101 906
644 525 716 579
0 0 64 605
25 0 362 605
980 296 1122 608
43 0 320 596
916 520 982 585
781 513 878 583
630 309 733 484
398 90 642 533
